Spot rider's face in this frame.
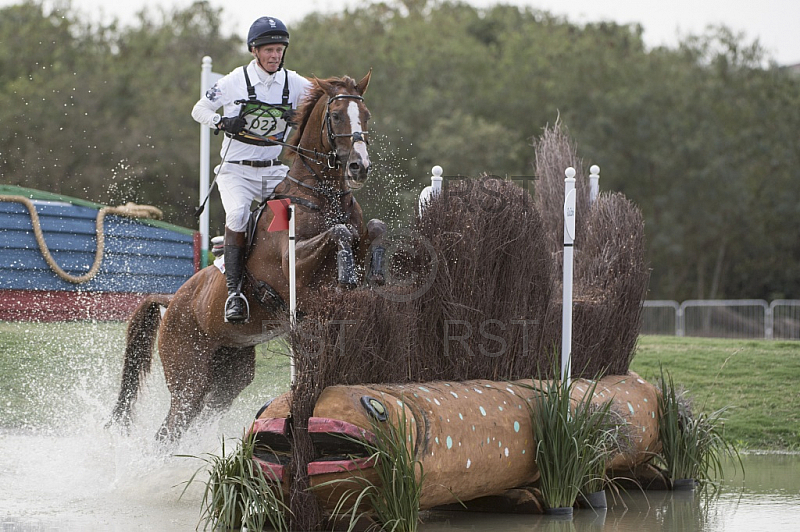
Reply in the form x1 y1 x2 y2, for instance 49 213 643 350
253 44 286 73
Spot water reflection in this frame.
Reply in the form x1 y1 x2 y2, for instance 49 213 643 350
419 454 800 532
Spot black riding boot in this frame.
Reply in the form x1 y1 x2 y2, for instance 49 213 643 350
224 241 248 323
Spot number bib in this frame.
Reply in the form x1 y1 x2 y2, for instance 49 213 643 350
229 65 294 146
234 100 292 146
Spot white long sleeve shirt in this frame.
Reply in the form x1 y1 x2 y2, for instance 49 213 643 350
192 59 311 163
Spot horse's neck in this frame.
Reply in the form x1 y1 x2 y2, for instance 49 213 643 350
292 125 345 194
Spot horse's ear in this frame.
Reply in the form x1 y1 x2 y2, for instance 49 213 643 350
315 77 335 97
356 69 372 96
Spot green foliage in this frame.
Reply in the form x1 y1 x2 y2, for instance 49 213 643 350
315 404 425 532
655 365 742 486
179 435 290 531
520 371 617 510
0 0 244 229
1 0 799 299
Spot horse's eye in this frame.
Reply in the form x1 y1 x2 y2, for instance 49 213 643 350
331 112 342 122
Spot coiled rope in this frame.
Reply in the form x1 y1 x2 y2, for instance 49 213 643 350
0 195 163 284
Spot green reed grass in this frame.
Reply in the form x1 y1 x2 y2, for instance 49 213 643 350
655 366 742 487
316 402 425 532
521 374 616 510
179 435 290 531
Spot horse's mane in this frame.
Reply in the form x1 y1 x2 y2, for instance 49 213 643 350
289 76 361 148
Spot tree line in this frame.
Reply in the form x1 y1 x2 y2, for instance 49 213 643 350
1 0 798 300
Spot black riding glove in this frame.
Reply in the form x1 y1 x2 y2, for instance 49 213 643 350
218 116 246 134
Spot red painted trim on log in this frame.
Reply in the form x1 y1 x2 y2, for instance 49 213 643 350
253 456 285 482
308 417 376 444
248 417 288 437
307 456 378 476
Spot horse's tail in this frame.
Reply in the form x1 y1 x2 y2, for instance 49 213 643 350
108 294 171 428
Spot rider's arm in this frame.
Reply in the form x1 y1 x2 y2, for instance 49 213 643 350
192 70 241 129
191 89 223 129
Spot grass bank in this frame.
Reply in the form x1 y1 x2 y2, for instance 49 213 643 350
631 335 800 451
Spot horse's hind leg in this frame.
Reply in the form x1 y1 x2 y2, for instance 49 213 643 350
157 390 206 443
206 345 256 413
156 313 213 443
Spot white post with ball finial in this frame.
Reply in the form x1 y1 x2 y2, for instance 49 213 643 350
418 165 443 216
561 167 577 385
589 164 600 205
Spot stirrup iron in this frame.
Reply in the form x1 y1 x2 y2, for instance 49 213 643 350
224 292 250 323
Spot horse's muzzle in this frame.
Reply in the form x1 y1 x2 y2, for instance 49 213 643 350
345 140 370 189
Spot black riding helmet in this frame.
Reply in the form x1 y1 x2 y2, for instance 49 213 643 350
248 17 289 71
248 16 289 49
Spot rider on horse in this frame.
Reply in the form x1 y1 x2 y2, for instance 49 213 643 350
191 16 311 322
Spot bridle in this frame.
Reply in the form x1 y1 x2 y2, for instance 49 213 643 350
271 92 370 227
322 93 370 169
247 93 369 171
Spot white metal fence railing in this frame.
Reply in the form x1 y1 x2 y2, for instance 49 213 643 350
641 300 800 340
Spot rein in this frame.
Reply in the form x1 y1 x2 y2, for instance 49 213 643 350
242 94 369 169
275 167 353 227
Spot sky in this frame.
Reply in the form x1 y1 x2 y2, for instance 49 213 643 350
8 0 800 65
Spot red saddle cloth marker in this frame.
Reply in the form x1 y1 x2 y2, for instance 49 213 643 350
267 198 291 232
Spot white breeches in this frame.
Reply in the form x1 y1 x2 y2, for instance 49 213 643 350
216 164 287 232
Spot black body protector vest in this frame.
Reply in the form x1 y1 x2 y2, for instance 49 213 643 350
230 66 292 146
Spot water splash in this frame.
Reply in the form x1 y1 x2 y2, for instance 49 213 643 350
0 321 290 530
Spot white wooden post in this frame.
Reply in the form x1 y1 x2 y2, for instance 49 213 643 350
289 204 297 384
418 165 443 215
589 164 600 205
199 56 223 268
561 167 577 385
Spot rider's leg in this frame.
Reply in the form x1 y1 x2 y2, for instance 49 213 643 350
218 173 255 323
224 228 248 322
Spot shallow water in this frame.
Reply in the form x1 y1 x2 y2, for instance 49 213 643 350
419 453 800 532
1 322 798 531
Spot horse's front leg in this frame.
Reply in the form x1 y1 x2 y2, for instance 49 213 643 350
283 223 359 288
362 219 387 286
331 223 359 287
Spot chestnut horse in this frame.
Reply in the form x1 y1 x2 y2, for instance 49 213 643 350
109 72 386 442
